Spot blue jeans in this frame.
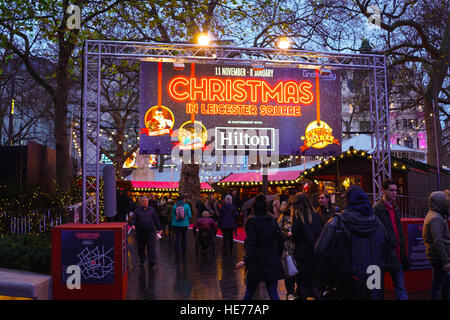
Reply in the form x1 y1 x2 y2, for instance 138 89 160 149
243 280 279 300
430 263 449 300
385 268 408 300
174 226 187 254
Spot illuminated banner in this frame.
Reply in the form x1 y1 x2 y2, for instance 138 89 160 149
139 61 341 155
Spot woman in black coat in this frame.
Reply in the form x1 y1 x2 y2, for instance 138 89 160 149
291 192 323 300
236 194 283 300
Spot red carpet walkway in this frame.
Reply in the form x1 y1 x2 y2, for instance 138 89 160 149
189 225 246 243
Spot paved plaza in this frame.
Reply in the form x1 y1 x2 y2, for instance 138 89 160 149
125 229 429 300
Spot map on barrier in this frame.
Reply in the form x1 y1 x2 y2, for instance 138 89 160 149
61 230 115 284
76 246 114 280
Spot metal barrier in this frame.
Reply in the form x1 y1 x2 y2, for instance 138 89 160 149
396 195 428 218
0 208 65 235
0 195 96 235
316 192 429 219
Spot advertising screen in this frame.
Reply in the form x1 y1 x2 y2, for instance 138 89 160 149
139 61 341 156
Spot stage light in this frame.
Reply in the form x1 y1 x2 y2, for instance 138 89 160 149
277 37 291 50
198 33 211 46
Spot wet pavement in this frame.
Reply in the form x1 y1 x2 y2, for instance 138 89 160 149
126 229 287 300
125 229 429 300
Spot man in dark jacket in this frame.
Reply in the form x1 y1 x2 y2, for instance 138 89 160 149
423 190 450 300
219 195 239 255
131 196 162 267
373 179 409 300
315 186 388 299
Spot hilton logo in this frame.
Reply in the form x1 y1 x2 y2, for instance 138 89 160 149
215 127 275 151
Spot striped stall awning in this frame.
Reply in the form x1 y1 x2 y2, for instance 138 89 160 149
218 170 302 187
131 181 214 192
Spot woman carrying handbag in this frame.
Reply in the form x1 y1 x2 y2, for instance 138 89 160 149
278 201 298 300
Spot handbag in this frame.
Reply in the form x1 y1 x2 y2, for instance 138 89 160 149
282 251 298 277
281 212 298 277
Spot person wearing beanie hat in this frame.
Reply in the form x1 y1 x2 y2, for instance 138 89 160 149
315 185 387 300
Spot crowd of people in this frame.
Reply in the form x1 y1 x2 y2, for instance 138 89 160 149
124 192 243 263
236 180 449 301
119 179 449 301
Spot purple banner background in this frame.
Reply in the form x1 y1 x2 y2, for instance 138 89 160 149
139 61 342 155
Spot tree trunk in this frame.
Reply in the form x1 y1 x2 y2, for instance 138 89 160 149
53 41 73 191
424 66 446 168
179 161 201 220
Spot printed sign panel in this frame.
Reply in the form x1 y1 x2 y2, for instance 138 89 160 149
140 62 342 156
61 230 115 284
407 224 432 270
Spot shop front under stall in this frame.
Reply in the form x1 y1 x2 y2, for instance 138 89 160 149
217 170 304 200
130 181 214 200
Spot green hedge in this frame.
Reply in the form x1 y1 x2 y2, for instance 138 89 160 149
0 234 51 275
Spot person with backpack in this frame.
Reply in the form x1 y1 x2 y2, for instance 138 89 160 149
291 192 323 300
315 185 388 300
372 179 410 300
130 196 162 267
171 195 192 255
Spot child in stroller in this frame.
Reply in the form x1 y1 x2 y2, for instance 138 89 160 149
193 210 218 254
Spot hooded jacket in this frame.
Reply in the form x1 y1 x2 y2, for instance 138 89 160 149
340 187 387 274
423 191 450 265
315 186 388 291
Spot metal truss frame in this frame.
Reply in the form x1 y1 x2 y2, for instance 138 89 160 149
82 40 390 223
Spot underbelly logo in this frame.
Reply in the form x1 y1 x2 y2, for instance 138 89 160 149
300 120 340 152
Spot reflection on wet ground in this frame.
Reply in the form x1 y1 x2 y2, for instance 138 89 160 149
126 229 429 300
126 230 287 300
